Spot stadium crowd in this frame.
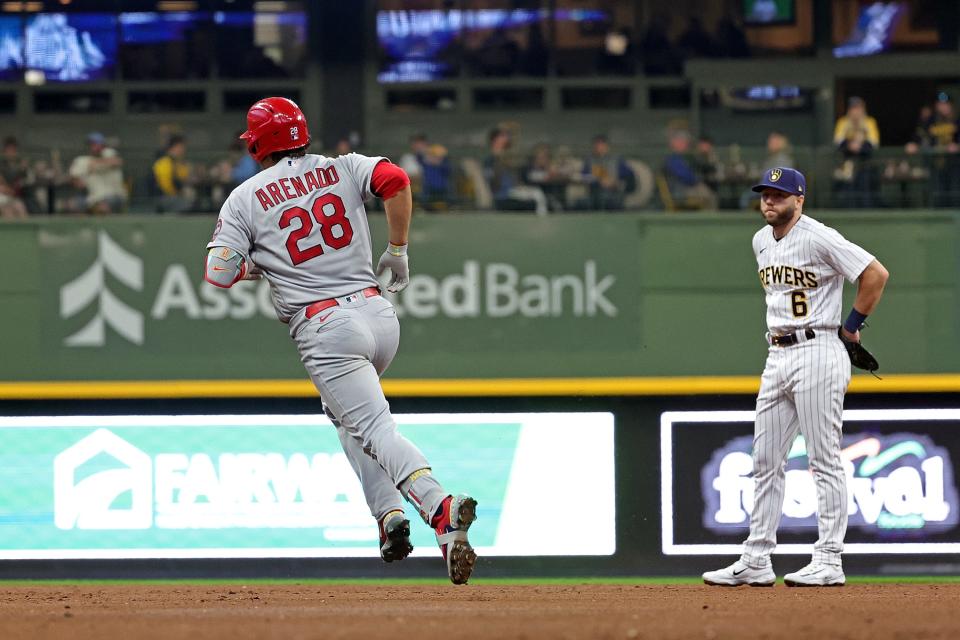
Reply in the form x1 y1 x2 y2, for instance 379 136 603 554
1 93 957 218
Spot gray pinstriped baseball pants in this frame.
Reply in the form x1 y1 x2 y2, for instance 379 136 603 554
741 332 851 569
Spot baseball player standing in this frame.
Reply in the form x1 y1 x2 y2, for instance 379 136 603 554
703 167 889 587
203 97 477 584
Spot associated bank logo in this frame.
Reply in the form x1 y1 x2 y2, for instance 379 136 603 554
60 230 144 346
54 429 153 530
703 432 959 534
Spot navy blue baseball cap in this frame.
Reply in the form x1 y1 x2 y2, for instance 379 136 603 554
751 167 806 196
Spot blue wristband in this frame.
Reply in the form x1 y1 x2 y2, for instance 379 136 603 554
843 308 868 333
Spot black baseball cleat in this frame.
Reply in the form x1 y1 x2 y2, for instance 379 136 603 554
379 510 413 563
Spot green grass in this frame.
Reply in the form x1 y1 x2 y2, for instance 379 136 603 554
2 576 959 587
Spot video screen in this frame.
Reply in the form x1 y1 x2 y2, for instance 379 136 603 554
742 0 795 25
0 16 23 81
833 2 905 58
661 409 960 555
120 12 210 45
25 13 118 82
377 10 463 83
726 85 814 111
378 9 610 83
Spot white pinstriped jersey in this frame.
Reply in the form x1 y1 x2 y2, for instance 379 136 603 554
753 215 874 335
208 153 384 322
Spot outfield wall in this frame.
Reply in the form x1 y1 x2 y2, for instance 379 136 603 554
1 212 958 391
0 392 958 579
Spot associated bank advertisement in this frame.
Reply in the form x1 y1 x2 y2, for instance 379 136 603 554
0 412 615 559
661 409 960 555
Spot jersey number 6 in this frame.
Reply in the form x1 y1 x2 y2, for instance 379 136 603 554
790 290 809 318
279 193 354 265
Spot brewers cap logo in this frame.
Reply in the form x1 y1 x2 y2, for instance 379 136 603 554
769 168 782 182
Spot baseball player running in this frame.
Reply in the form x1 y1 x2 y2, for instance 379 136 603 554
703 167 889 587
203 97 477 584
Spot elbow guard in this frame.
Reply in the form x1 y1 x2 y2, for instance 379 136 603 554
205 246 247 288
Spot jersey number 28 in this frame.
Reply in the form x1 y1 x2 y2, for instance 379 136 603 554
279 193 354 265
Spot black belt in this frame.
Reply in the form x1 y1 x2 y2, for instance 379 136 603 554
770 328 816 347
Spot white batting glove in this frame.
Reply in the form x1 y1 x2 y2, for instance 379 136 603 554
376 243 409 293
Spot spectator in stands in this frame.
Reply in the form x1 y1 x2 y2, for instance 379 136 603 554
398 133 428 188
906 93 960 206
763 131 795 170
483 127 547 214
662 129 718 210
523 143 568 211
419 143 453 211
581 135 635 210
694 135 721 191
906 94 959 152
833 97 881 207
834 96 880 155
740 131 794 209
397 133 452 211
68 132 126 215
230 135 259 185
0 177 26 218
208 136 258 209
152 134 193 213
0 136 33 215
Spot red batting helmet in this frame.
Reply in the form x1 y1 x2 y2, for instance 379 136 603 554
240 97 310 162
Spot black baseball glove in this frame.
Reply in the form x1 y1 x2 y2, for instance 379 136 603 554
838 328 879 373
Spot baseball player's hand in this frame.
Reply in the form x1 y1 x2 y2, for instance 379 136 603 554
840 327 860 343
241 263 263 281
376 243 409 293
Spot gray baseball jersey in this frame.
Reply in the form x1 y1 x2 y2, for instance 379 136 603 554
741 214 875 570
208 152 384 322
753 215 874 335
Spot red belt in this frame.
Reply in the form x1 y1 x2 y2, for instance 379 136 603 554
305 287 380 319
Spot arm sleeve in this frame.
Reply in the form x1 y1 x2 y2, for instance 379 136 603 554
337 152 387 199
204 247 247 288
816 227 876 283
370 161 410 199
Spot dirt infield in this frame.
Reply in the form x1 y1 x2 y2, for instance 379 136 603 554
0 583 958 640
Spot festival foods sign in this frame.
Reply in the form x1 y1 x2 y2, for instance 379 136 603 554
661 409 960 555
